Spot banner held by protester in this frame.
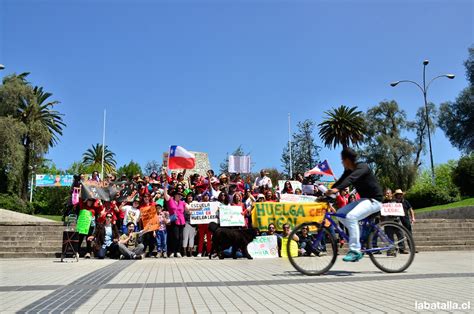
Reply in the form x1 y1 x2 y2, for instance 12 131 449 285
247 235 278 259
252 202 327 231
141 205 160 231
189 202 219 224
219 205 245 227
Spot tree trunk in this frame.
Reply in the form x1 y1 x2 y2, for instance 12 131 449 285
21 137 31 201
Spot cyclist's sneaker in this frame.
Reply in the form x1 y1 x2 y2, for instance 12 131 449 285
342 250 363 262
387 250 397 257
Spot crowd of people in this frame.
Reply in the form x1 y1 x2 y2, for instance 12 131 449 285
69 160 416 260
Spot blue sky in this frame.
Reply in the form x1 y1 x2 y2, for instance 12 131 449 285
1 0 472 177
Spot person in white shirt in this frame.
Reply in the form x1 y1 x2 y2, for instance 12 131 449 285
253 169 273 191
119 199 141 234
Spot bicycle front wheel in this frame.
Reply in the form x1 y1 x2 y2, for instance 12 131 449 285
287 222 337 276
368 221 415 273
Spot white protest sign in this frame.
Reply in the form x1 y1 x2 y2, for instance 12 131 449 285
280 193 318 203
247 235 278 259
381 203 405 216
302 185 315 195
228 155 251 173
278 180 303 193
219 205 245 227
190 202 219 224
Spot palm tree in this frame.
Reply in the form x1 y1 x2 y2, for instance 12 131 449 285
318 105 366 149
82 143 117 176
18 83 66 200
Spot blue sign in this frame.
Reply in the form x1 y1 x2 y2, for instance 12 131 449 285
35 174 74 187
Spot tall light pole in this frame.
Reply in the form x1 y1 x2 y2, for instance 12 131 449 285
0 64 5 70
390 60 455 184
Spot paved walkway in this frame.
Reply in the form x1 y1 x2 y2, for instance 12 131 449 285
0 251 473 313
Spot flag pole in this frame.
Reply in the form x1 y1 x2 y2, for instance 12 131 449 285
101 109 106 181
288 113 293 179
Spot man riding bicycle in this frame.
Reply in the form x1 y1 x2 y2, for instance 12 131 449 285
325 147 383 262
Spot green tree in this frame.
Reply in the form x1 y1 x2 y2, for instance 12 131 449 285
117 160 142 179
82 143 117 175
452 154 474 196
318 105 366 149
281 120 321 178
360 100 433 191
144 160 162 176
0 73 65 200
438 47 474 154
219 145 248 174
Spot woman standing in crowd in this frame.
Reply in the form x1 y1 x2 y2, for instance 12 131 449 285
183 193 196 257
163 184 190 258
281 181 294 194
78 198 103 258
196 192 213 257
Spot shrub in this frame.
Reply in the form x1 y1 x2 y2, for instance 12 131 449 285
452 154 474 196
406 161 461 209
32 186 70 215
0 193 34 214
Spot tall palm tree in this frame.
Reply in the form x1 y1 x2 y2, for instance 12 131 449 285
82 143 117 176
318 105 366 149
18 84 66 200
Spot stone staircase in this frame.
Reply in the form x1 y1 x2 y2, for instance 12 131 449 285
413 219 474 251
0 221 64 258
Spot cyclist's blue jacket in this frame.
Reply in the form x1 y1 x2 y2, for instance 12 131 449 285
333 162 383 202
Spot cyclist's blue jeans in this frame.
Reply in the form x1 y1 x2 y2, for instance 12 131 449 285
337 199 382 252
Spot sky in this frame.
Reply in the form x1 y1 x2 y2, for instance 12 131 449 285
0 0 472 177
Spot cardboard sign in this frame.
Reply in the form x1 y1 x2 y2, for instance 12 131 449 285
280 194 318 203
219 205 245 227
278 180 302 193
76 210 93 235
189 202 219 224
247 236 278 259
252 202 327 231
381 203 405 216
140 205 159 231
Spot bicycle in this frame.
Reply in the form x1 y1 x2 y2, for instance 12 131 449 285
287 198 416 276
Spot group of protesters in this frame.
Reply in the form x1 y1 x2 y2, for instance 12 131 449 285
69 165 416 260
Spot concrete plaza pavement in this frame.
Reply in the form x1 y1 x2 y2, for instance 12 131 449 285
0 251 473 313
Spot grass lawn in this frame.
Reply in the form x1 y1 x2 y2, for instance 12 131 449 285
34 214 63 222
416 198 474 213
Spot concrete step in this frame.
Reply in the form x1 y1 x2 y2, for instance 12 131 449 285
413 235 474 241
0 226 64 232
0 241 63 247
416 245 474 252
412 224 473 230
2 246 62 253
414 239 474 246
415 219 473 222
0 235 64 242
0 252 62 258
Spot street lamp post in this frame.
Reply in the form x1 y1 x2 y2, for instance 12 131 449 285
0 64 5 70
390 60 455 184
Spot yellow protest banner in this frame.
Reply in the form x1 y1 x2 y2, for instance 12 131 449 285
252 202 328 231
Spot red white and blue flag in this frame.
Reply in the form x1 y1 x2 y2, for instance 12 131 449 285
168 145 196 170
304 160 336 178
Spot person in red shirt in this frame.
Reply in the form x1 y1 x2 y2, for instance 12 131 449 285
232 192 249 227
78 198 104 258
265 190 277 202
336 187 350 209
139 194 157 257
97 200 119 225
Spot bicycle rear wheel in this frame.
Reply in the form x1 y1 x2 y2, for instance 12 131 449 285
368 221 415 273
287 222 337 276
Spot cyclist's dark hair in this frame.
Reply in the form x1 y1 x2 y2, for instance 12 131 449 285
341 147 357 163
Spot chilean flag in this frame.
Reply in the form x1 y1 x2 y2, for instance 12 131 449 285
168 145 196 169
304 160 336 178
